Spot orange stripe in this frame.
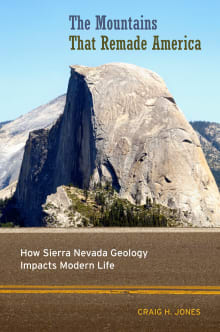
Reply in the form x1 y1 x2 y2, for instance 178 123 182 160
0 285 219 289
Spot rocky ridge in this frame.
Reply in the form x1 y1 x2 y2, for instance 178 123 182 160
42 184 182 228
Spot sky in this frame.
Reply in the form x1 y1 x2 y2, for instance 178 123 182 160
0 0 220 122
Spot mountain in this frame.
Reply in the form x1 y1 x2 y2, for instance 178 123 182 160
190 121 220 189
14 63 220 227
0 121 12 129
0 95 66 189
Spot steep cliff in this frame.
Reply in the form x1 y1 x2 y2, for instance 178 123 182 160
15 63 220 226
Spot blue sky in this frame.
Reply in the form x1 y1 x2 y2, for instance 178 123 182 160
0 0 220 122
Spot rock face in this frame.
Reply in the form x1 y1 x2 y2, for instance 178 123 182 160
15 63 220 226
0 95 66 189
0 181 17 200
42 186 77 228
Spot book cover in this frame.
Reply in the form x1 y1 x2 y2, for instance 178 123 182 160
0 1 219 331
